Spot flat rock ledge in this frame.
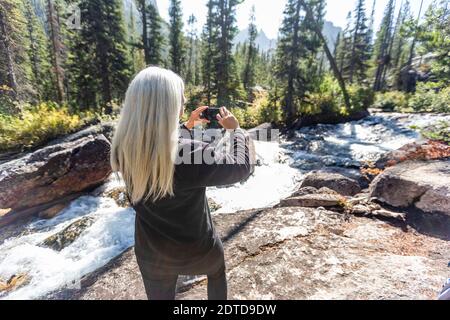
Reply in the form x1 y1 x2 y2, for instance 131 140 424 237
52 205 450 300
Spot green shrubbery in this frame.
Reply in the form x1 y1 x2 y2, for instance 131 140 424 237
0 102 97 152
184 86 283 129
229 77 375 129
231 92 283 129
409 83 450 113
374 91 409 111
185 76 375 129
421 121 450 144
304 76 374 116
374 83 450 113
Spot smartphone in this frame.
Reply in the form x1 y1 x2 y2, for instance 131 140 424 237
201 107 221 129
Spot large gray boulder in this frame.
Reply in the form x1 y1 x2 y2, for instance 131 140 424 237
47 121 116 145
0 134 112 227
370 160 450 215
300 170 362 196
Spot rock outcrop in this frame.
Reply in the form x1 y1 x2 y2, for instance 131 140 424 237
47 121 116 145
280 187 346 209
41 217 95 251
51 205 449 300
370 160 450 215
0 274 29 295
375 140 450 169
300 170 362 196
0 134 112 227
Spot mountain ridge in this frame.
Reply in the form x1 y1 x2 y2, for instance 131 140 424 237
235 20 342 53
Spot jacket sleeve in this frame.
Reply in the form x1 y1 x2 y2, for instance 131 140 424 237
179 128 256 188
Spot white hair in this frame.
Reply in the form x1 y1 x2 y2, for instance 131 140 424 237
111 66 185 204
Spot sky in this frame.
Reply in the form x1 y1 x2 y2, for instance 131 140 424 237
157 0 434 39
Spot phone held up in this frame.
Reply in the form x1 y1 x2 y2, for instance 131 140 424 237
201 107 222 129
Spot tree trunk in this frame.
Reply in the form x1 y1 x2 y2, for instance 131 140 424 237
299 0 352 111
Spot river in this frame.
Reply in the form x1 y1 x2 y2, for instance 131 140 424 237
0 112 448 299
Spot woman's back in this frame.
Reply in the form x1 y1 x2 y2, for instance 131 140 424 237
133 129 255 270
111 66 254 299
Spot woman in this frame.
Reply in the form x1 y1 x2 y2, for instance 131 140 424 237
111 67 254 300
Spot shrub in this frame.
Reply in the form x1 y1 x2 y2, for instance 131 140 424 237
421 121 450 144
409 84 450 113
311 76 374 116
374 91 410 112
373 83 450 113
257 96 283 125
348 84 375 112
231 91 282 129
0 102 95 152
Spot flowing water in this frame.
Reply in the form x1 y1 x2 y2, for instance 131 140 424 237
0 112 448 299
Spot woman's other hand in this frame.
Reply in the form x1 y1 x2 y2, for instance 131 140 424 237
217 107 240 130
185 106 210 130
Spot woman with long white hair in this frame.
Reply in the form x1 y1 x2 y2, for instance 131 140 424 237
111 67 254 300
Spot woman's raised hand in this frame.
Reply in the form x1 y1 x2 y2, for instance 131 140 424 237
217 107 240 130
185 106 210 130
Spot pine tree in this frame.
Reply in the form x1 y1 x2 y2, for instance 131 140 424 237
347 0 371 83
417 0 449 84
333 31 341 64
275 0 302 123
137 0 149 64
186 14 197 85
201 0 219 105
0 0 22 103
126 0 143 74
233 41 246 86
406 0 424 67
275 0 327 123
46 0 65 103
169 0 185 74
215 0 242 107
23 0 52 101
255 49 274 88
147 2 164 66
69 0 132 112
390 0 412 87
373 0 396 91
367 0 377 47
242 5 257 97
299 0 352 111
336 12 352 76
137 0 164 66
